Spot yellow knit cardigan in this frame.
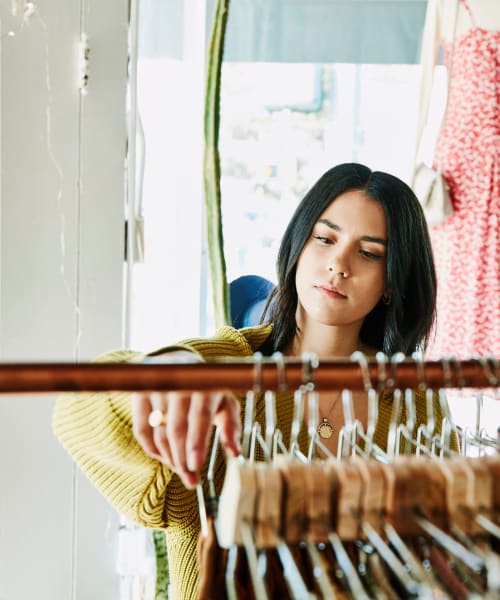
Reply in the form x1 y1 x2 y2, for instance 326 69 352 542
53 323 451 600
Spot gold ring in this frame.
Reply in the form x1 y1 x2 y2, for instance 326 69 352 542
148 409 167 428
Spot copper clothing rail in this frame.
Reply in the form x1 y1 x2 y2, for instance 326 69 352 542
0 357 496 393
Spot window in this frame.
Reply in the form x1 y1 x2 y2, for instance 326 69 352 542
131 1 432 350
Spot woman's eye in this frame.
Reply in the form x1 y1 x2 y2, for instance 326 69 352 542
360 249 382 260
313 235 333 244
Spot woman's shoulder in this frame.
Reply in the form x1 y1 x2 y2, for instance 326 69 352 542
233 322 274 352
150 323 273 361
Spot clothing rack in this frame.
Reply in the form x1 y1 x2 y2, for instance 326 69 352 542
187 355 500 599
38 350 497 598
0 356 497 393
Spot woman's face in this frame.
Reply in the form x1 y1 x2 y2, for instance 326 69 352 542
295 190 388 330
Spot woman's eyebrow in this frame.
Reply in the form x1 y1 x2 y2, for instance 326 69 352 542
317 218 387 246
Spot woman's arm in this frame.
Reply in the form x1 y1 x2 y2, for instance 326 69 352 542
52 350 174 528
131 379 241 489
53 325 270 521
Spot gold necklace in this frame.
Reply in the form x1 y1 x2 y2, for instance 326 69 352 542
317 391 341 439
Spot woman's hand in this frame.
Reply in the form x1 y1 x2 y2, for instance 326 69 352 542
131 355 242 488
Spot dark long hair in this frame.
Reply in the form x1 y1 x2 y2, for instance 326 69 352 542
261 162 436 355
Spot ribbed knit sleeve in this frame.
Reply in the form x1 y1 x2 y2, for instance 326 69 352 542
52 327 273 525
150 323 273 360
52 326 275 600
52 349 174 529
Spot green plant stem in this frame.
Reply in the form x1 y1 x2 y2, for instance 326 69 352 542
152 529 168 599
203 0 231 328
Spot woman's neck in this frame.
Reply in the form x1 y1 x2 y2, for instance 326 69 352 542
287 323 364 358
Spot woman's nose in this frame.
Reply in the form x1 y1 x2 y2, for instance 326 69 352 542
327 247 350 278
328 265 349 279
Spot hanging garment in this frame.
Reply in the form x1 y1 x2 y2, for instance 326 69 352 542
428 0 500 359
201 453 500 599
195 354 500 600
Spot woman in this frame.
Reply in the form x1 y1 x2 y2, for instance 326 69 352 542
54 162 449 600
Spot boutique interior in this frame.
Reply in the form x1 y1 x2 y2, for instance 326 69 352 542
0 1 498 599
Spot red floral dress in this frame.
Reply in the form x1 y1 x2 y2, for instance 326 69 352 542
428 1 500 359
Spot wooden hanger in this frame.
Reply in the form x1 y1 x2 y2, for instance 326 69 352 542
415 457 448 529
216 457 257 548
254 462 282 549
349 456 385 533
466 457 493 536
385 456 422 536
274 456 307 545
435 455 476 534
411 457 486 575
305 460 332 544
272 457 315 599
328 458 363 542
483 455 500 520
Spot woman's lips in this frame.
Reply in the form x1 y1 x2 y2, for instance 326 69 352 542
316 285 347 299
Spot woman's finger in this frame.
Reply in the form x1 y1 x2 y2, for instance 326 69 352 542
132 389 241 490
186 391 220 477
213 393 242 459
149 391 173 465
131 392 161 459
152 423 174 467
165 391 195 487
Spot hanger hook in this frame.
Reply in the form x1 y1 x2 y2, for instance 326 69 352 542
261 352 289 459
253 351 263 393
474 354 498 387
197 426 222 536
486 356 500 402
289 388 304 455
301 351 319 391
300 353 319 461
264 390 277 457
449 354 466 388
489 356 500 384
272 351 287 393
242 352 263 458
404 388 416 446
440 356 454 388
387 352 405 389
351 350 373 392
409 352 436 450
387 388 402 460
207 427 221 500
411 350 427 392
249 421 271 464
375 351 389 393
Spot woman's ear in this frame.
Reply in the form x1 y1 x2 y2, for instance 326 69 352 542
382 290 392 306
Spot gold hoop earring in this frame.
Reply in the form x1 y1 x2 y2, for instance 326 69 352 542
382 293 392 306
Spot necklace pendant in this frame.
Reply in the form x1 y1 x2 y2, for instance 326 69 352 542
317 418 334 439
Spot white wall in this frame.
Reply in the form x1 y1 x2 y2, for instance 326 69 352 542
0 1 128 599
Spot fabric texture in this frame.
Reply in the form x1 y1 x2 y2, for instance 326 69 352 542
53 323 452 600
428 0 500 359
